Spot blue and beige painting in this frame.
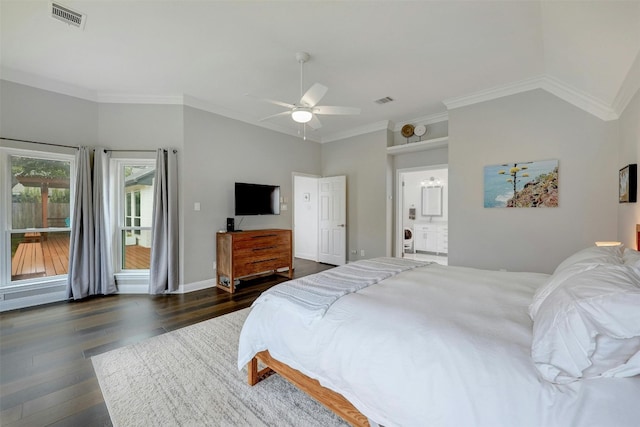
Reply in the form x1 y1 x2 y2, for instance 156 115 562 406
484 159 559 208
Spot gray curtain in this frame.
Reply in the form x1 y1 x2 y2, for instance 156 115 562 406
93 149 116 295
149 148 179 294
67 147 116 299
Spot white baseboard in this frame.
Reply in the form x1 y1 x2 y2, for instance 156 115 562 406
177 278 216 293
295 252 318 262
116 284 149 294
0 290 67 312
116 272 150 293
119 276 217 294
0 276 219 311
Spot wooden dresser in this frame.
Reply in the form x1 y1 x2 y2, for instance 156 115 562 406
216 229 293 293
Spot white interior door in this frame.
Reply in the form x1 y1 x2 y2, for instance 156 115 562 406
318 175 346 265
293 174 319 261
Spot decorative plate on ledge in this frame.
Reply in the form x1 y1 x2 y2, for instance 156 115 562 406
414 124 427 137
401 124 415 138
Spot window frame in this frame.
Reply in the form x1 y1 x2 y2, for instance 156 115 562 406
0 147 76 289
113 158 155 274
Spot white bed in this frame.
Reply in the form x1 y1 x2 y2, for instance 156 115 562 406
238 251 640 427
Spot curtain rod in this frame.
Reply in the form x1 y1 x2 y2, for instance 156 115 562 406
104 149 155 153
1 137 79 150
0 137 176 154
104 149 177 153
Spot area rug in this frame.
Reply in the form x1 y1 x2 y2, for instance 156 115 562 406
92 308 347 426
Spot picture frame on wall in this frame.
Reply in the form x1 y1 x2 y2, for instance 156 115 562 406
483 159 558 208
619 164 637 203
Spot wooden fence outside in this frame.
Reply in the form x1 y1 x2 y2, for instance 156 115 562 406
12 203 70 228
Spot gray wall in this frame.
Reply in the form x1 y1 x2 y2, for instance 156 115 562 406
393 146 448 171
2 79 633 293
98 103 184 151
0 81 322 291
1 81 97 148
448 89 619 273
617 89 640 248
182 106 321 284
321 129 388 261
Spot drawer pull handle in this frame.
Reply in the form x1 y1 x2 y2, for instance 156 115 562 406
252 246 276 251
251 258 278 264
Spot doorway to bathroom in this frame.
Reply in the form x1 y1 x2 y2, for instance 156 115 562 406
396 165 448 265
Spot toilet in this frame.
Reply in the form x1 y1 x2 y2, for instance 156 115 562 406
403 227 414 253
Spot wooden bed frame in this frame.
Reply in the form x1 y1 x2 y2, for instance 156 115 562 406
248 350 370 427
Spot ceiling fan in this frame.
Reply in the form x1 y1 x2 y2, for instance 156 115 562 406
249 52 361 136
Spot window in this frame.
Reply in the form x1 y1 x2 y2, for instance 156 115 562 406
1 149 74 286
125 190 142 235
117 161 155 271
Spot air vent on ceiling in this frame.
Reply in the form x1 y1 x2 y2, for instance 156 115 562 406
374 96 394 105
51 2 86 29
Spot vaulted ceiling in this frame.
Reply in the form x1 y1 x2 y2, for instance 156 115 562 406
1 1 639 142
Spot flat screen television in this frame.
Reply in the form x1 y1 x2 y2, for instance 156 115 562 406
235 182 280 216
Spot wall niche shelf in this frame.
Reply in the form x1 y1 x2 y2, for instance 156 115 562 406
387 136 448 155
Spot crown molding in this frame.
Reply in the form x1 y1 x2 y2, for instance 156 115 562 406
0 66 98 102
611 50 640 117
540 75 618 121
442 76 542 110
97 93 183 104
4 65 629 142
321 120 392 143
443 74 619 121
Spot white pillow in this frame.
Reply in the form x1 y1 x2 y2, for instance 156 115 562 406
529 246 624 318
531 264 640 384
553 245 623 275
623 248 640 269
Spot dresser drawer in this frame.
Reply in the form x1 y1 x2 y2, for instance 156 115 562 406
233 232 290 250
234 245 288 262
235 255 291 277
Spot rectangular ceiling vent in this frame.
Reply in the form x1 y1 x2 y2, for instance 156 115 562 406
374 96 394 105
51 2 86 29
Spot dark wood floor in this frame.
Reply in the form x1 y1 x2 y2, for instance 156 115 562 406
0 259 333 427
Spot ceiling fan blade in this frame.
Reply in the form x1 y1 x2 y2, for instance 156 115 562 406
313 105 361 115
306 115 323 130
300 83 328 108
258 111 292 122
245 93 295 109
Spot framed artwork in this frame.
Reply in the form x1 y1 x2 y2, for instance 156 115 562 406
484 159 558 208
619 164 637 203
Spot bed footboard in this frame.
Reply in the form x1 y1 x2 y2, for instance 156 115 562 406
248 350 370 427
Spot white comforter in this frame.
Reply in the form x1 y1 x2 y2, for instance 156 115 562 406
238 263 640 427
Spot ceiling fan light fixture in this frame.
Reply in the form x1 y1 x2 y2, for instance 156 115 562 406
291 108 313 123
253 52 360 134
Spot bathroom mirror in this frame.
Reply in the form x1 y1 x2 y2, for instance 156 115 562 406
422 186 442 216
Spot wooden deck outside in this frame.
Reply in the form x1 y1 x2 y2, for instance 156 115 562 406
11 234 150 281
11 233 70 281
124 244 151 270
